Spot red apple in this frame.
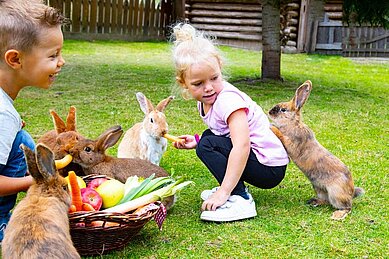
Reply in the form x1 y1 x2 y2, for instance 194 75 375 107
80 188 103 211
87 177 108 189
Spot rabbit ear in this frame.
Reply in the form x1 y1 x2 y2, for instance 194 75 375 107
293 80 312 110
156 96 174 112
136 92 154 114
66 106 76 131
20 144 45 183
96 125 124 152
35 144 56 180
50 110 66 134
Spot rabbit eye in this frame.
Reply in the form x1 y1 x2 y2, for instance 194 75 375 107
280 108 287 112
84 147 92 152
62 185 68 191
150 118 154 123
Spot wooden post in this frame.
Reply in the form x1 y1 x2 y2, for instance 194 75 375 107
174 0 186 21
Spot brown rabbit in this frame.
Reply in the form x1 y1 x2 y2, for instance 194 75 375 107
117 92 174 165
268 80 364 220
38 106 84 176
69 125 169 183
1 144 80 259
69 125 175 209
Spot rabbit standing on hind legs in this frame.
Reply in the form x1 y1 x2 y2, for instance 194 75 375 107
117 92 174 165
268 80 364 220
1 144 80 259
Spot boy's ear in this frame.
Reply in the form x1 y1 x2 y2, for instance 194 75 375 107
4 49 22 69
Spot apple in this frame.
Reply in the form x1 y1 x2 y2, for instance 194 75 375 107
95 179 124 209
87 177 108 189
80 187 103 211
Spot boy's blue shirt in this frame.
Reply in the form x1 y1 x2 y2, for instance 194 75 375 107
0 87 21 166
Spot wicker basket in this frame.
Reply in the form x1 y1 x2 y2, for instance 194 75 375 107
68 175 161 256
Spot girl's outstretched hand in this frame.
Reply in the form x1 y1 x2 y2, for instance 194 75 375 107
173 134 197 149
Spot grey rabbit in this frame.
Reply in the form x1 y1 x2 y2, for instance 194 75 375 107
268 80 364 220
1 144 80 259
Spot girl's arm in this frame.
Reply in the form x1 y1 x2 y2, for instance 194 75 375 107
0 175 33 196
202 108 251 211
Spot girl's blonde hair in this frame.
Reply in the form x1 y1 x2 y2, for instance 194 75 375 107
171 23 224 99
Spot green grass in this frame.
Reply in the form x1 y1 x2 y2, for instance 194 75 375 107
14 40 388 258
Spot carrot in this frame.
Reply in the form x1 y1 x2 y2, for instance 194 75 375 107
55 154 73 169
69 204 77 213
68 171 83 211
163 133 184 143
82 203 95 211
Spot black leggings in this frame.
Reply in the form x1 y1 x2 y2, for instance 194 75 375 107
196 129 287 197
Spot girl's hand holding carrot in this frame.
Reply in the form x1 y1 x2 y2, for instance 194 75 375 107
172 135 197 149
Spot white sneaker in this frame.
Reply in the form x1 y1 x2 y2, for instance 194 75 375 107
200 194 257 222
200 187 219 201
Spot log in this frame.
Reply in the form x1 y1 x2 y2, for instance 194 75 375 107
191 3 262 11
209 30 261 41
193 23 261 32
191 17 261 26
188 10 261 19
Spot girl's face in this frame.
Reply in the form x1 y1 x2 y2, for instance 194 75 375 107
19 26 65 89
183 57 224 106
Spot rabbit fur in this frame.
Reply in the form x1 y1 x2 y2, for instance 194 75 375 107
69 125 175 209
37 106 84 176
117 92 174 165
1 144 80 259
268 80 364 220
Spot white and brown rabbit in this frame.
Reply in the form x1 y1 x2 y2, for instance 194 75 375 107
268 80 364 220
38 106 85 176
1 144 80 259
117 92 174 165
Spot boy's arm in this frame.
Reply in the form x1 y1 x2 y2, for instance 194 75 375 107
0 175 33 196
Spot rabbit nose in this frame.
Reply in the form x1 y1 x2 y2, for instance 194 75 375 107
161 130 167 136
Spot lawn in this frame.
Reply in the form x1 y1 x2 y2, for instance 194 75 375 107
14 40 388 258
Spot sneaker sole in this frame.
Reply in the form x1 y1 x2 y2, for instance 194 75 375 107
200 210 257 222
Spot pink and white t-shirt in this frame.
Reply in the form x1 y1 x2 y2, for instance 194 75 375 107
197 81 289 167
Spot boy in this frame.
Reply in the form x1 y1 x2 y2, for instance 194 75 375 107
0 0 66 241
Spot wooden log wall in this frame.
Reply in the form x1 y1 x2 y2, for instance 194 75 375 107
185 0 301 52
48 0 173 41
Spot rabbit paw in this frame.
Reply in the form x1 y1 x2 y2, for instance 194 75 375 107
307 198 327 207
331 209 350 220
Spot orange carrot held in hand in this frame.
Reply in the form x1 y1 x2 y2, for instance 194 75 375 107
68 171 83 211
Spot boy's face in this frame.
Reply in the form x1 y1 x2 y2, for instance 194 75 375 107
18 26 65 89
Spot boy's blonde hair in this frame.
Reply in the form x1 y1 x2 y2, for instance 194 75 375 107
171 23 224 99
0 0 66 65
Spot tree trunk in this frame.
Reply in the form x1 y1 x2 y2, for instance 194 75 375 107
261 0 281 81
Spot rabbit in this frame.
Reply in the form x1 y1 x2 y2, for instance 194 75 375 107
117 92 174 165
1 143 80 259
37 106 85 176
69 125 175 209
268 80 364 220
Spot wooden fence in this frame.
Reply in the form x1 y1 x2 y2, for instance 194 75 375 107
48 0 174 41
343 26 389 57
311 21 389 57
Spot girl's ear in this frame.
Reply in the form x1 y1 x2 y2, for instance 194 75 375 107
176 76 186 87
4 49 22 69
